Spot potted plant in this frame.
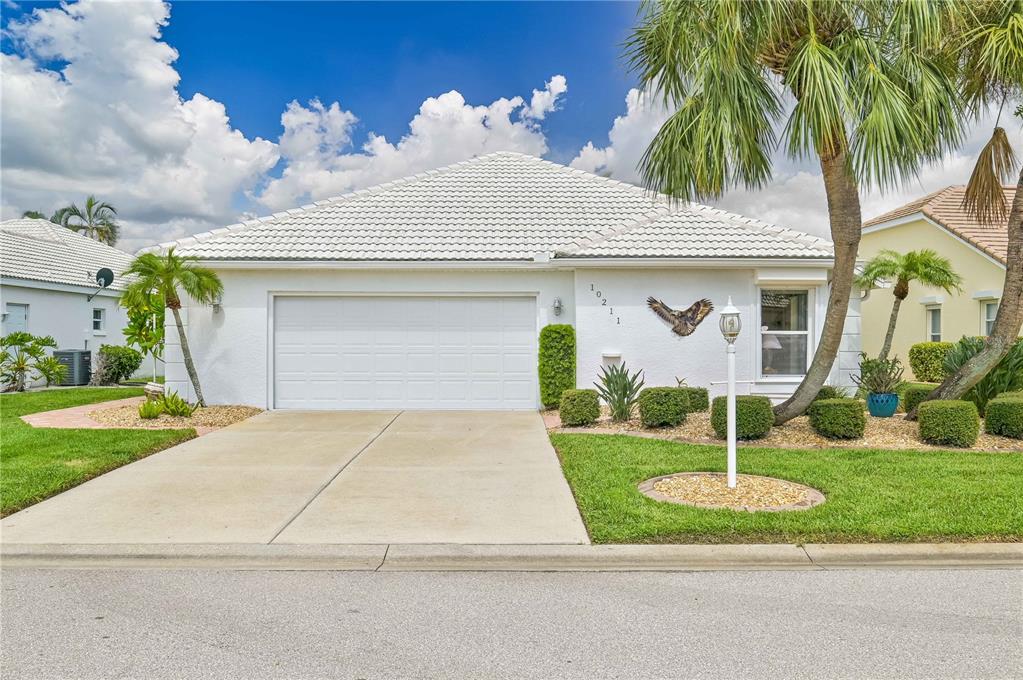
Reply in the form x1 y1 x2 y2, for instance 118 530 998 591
852 353 905 418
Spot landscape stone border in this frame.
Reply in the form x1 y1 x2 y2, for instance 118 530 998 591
638 472 826 513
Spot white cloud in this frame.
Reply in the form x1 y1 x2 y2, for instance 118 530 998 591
256 77 567 210
0 0 279 252
573 88 1023 240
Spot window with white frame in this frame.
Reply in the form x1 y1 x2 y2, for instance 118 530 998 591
926 306 941 342
92 308 106 332
759 289 809 377
982 301 998 335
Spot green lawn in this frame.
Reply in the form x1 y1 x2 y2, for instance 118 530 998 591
1 388 193 516
551 433 1023 544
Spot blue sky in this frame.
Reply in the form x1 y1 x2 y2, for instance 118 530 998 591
162 1 638 164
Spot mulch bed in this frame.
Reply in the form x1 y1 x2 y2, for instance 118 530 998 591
639 472 826 512
546 407 1023 452
88 404 262 430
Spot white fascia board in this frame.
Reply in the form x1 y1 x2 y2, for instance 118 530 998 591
862 214 1006 270
196 257 834 270
754 267 830 284
0 276 123 297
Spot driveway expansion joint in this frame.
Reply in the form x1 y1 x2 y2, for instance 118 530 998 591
266 411 404 545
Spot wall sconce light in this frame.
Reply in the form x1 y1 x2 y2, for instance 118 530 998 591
552 297 563 317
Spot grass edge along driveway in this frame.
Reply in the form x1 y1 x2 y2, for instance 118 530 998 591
551 433 1023 545
1 388 194 516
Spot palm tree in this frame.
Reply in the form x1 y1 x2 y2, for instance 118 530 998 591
856 250 963 360
54 196 119 246
122 248 223 407
20 210 47 220
626 1 962 423
909 0 1023 417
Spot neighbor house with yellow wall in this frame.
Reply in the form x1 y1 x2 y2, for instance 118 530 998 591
860 185 1016 379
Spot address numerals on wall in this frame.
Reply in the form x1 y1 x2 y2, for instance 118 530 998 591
590 283 621 325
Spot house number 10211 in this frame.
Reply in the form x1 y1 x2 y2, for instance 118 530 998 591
590 283 620 325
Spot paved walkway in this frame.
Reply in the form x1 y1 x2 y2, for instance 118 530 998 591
1 411 589 545
19 397 216 436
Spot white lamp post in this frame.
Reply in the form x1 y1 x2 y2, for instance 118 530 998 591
718 297 741 489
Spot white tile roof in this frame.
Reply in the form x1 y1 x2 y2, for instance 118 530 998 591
145 152 833 262
1 218 136 290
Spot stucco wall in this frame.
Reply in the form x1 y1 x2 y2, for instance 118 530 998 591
168 264 858 408
0 281 128 350
859 217 1013 378
166 267 576 406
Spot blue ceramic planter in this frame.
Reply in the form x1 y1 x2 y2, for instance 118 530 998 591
867 392 899 418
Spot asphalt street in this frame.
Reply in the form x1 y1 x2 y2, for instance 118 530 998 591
1 568 1020 679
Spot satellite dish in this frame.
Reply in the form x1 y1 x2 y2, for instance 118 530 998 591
87 268 115 302
96 268 114 288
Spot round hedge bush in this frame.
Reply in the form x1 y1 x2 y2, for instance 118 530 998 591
901 385 934 415
677 386 709 412
918 400 979 448
908 341 953 382
984 397 1023 439
808 398 866 439
711 395 773 440
559 389 600 426
638 387 688 427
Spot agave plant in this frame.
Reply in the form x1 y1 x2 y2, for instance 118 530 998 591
594 363 644 422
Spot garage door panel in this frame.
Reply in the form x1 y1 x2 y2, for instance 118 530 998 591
274 296 538 410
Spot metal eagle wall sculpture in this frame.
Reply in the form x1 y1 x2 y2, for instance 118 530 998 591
647 297 714 337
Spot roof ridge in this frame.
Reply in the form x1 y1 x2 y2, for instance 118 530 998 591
139 152 525 254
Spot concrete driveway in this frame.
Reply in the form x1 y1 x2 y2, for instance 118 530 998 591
0 411 588 545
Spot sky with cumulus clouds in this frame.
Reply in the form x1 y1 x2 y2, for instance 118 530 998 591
2 0 1020 252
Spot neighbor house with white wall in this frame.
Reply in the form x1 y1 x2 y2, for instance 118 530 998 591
145 152 859 410
0 218 134 360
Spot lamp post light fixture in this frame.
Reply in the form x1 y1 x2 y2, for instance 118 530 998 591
718 296 741 489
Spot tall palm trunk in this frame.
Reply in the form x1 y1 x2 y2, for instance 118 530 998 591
169 306 207 407
879 294 904 360
906 167 1023 419
773 149 862 424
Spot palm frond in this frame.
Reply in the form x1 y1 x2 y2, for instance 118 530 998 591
963 126 1017 224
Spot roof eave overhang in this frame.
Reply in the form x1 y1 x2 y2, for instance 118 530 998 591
192 256 835 270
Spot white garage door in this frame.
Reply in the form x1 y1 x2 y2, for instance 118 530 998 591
273 296 538 410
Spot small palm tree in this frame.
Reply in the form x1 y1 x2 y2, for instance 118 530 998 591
54 196 119 246
122 248 223 406
856 250 963 360
20 210 47 220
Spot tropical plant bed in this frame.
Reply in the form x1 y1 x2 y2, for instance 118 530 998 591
551 433 1023 544
88 403 262 430
544 407 1023 452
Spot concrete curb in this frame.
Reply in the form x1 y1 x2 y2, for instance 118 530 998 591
2 543 1020 571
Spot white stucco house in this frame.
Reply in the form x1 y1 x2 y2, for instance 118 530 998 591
146 152 860 410
0 218 134 362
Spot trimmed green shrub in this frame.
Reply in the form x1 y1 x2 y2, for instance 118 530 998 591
902 385 934 415
813 385 850 401
677 386 709 412
711 395 774 440
984 397 1023 439
93 344 143 384
138 400 164 420
997 390 1023 400
538 324 576 409
559 389 600 426
808 398 866 439
908 342 952 382
638 387 688 428
918 400 980 448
